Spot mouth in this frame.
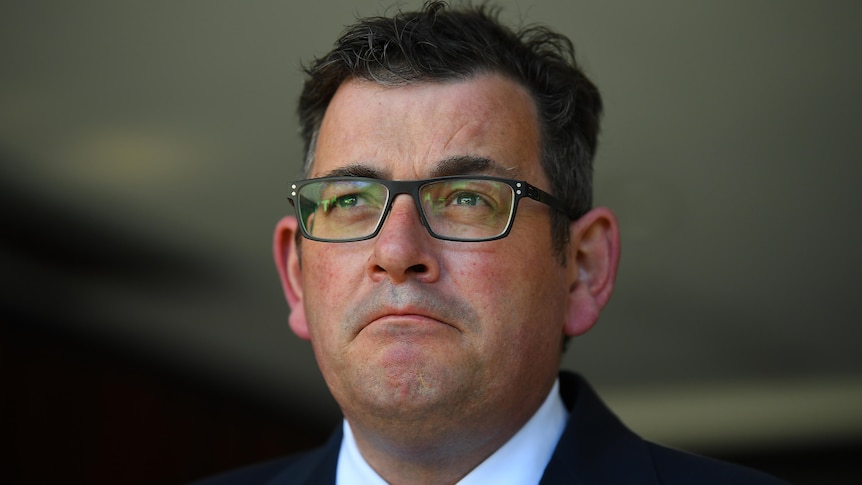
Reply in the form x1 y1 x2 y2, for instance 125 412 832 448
371 307 448 323
359 307 455 337
345 285 476 340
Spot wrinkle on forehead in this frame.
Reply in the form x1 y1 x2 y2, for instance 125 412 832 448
313 74 542 182
441 118 473 155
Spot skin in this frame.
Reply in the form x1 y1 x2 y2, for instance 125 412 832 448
274 74 621 484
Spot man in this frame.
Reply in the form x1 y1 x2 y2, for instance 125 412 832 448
197 2 787 483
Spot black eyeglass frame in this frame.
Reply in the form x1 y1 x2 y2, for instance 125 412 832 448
288 175 572 243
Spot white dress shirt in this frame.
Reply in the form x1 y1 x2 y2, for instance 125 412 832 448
336 379 569 485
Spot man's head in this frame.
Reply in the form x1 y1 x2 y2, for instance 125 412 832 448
274 1 620 469
298 0 603 261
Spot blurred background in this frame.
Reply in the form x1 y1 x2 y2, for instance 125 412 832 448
2 1 861 483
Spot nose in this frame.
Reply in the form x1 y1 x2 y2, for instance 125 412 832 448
367 194 441 284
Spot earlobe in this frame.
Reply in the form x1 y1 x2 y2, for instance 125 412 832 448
273 216 311 340
563 207 621 337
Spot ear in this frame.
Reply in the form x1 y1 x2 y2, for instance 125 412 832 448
563 207 621 337
273 216 310 340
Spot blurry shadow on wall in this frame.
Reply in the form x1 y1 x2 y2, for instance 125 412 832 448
0 148 329 484
0 149 223 326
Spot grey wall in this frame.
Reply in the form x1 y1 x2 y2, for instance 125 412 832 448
2 0 861 454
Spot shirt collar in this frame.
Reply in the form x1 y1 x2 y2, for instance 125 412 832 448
336 378 569 485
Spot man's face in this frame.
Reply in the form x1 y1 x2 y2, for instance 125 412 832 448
281 74 582 437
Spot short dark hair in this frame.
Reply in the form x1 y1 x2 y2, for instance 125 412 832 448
298 1 603 263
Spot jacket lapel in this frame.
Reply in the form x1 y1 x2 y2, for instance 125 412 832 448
541 372 660 484
268 426 342 485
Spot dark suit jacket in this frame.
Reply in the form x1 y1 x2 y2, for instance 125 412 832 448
194 372 789 484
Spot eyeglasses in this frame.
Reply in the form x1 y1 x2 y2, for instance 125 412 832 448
288 175 569 242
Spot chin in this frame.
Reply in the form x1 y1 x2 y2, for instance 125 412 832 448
353 359 467 415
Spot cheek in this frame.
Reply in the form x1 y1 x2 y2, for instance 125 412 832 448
448 256 524 348
300 248 361 335
450 248 567 336
449 256 505 309
303 245 362 295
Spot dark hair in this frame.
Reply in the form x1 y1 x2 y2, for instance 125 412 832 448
298 1 602 263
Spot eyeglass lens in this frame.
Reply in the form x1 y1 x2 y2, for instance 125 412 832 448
295 178 516 241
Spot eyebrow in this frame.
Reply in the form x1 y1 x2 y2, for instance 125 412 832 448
319 156 517 180
430 155 517 178
320 164 385 178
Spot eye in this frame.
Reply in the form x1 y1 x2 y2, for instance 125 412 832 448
319 186 380 213
320 193 364 213
450 192 487 206
334 194 359 208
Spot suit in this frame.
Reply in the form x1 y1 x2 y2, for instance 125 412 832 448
194 372 788 484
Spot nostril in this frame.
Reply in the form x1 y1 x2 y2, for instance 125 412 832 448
407 264 428 273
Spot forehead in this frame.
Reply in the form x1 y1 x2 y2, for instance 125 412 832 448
312 74 544 181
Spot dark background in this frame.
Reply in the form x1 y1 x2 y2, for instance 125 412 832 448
2 1 861 483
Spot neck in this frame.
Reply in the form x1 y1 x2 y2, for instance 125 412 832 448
344 382 553 484
350 421 516 484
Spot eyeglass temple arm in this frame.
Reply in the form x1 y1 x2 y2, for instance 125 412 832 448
524 184 572 217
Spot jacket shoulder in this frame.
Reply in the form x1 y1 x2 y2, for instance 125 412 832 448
547 372 789 484
191 429 341 485
647 443 790 485
190 454 307 485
